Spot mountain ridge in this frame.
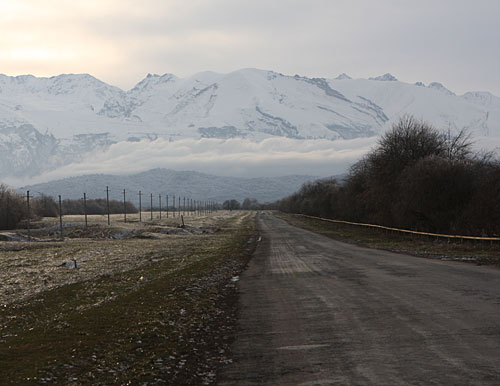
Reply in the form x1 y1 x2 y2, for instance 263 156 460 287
20 168 318 204
1 68 499 179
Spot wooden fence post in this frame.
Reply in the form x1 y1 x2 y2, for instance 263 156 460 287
159 194 162 220
83 192 88 231
106 186 110 226
123 189 127 223
26 191 31 242
59 195 64 240
139 191 142 223
150 193 153 221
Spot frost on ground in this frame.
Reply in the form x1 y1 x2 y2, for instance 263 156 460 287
0 211 229 306
0 210 257 385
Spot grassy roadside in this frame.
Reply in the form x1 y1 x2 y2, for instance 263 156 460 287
0 212 257 385
276 212 500 265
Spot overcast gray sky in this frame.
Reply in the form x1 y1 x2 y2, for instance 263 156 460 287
1 0 499 95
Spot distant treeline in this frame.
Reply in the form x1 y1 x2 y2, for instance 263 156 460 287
62 198 137 215
0 188 139 230
222 198 278 211
30 195 138 216
279 115 500 236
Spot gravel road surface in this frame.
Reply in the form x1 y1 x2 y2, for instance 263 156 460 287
219 213 500 385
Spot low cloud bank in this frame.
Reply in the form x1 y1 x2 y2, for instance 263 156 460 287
11 137 378 186
11 134 499 188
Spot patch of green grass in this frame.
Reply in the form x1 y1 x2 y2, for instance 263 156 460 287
276 212 500 265
0 214 257 385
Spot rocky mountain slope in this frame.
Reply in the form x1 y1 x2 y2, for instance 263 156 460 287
1 69 499 179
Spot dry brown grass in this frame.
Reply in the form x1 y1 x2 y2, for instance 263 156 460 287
276 212 500 265
0 210 257 385
0 211 243 306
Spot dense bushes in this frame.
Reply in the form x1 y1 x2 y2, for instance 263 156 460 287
0 184 28 230
0 187 139 230
33 195 59 217
62 198 137 215
279 115 500 236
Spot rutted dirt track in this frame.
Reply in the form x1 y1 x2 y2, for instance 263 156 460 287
220 213 500 385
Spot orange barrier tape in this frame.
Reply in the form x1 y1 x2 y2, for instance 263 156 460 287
296 214 500 242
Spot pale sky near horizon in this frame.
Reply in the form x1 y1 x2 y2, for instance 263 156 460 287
1 0 499 95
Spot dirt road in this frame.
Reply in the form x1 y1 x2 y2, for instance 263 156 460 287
219 213 500 385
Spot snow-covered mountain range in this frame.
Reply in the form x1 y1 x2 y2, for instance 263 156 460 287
1 68 499 179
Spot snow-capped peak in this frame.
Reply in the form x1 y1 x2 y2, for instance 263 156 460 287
335 73 352 80
130 73 178 93
0 73 113 93
461 91 500 108
427 82 455 96
369 73 398 81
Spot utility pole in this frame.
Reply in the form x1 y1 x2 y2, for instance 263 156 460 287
83 192 88 232
59 195 64 240
26 191 31 242
166 194 169 218
139 191 142 223
6 194 10 230
183 197 186 216
123 189 127 223
106 186 110 226
150 193 153 221
173 195 176 217
159 194 162 220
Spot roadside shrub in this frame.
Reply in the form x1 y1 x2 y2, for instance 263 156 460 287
459 162 500 236
0 184 27 230
278 179 339 217
278 115 497 236
393 156 476 233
